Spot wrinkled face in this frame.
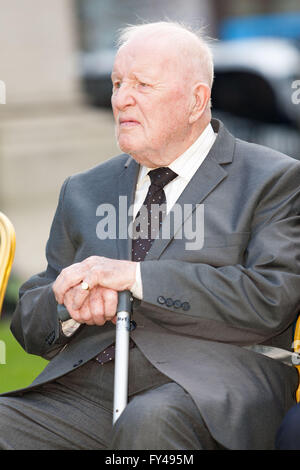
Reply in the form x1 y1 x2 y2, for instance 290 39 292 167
111 38 193 167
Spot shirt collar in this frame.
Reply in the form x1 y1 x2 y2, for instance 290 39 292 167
137 123 216 188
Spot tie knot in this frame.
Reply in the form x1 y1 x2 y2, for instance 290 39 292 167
148 167 177 189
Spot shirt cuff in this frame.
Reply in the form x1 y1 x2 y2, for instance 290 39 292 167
130 262 143 299
61 318 81 337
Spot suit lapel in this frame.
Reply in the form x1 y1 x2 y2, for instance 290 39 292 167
145 119 236 260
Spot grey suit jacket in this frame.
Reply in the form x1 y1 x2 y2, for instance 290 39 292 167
7 119 300 449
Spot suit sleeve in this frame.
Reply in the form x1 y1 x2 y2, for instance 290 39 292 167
139 161 300 345
10 177 80 359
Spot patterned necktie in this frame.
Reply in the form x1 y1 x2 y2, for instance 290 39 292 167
95 167 177 365
132 167 178 261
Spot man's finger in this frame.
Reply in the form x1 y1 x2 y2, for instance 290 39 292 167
71 272 100 310
88 287 106 324
103 288 118 321
53 263 90 304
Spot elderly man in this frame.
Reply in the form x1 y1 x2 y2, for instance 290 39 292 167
1 21 300 450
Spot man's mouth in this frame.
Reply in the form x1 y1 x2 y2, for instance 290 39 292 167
119 118 140 127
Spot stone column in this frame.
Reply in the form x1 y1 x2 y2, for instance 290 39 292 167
0 0 81 105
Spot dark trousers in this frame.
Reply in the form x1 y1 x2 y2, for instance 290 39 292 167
0 347 222 450
276 403 300 450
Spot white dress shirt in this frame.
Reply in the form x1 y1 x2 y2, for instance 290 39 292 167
62 123 216 335
131 122 216 299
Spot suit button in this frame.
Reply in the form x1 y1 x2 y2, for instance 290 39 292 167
173 300 181 308
157 296 166 305
166 298 173 307
73 359 83 368
182 302 190 311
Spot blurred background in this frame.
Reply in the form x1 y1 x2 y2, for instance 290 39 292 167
0 0 300 391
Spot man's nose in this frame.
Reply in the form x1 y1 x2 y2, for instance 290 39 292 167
112 84 135 110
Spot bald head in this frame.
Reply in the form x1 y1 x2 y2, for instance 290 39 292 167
116 21 214 89
111 21 213 167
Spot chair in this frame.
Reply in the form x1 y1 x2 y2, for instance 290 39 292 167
294 315 300 403
0 212 16 314
293 316 300 402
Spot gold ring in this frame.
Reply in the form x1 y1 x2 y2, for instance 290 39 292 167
81 281 89 290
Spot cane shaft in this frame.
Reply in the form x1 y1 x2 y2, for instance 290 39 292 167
57 290 132 424
113 290 132 424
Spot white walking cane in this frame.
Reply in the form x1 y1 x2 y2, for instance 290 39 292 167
113 290 132 424
57 290 132 425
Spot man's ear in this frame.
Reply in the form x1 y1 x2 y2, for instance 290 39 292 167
189 83 211 124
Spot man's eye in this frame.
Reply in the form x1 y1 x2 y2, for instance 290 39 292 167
139 82 150 88
113 81 121 89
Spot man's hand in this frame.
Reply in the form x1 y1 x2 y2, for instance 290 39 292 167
62 285 118 326
53 256 137 322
